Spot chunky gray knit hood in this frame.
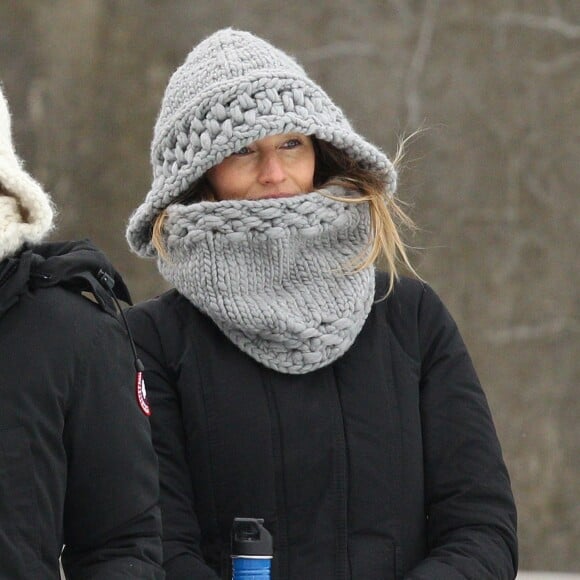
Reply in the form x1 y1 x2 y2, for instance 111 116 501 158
127 28 397 257
0 84 54 261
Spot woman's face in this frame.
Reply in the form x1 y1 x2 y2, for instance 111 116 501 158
206 133 315 201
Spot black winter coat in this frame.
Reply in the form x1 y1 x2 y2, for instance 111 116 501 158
0 241 164 579
127 274 517 580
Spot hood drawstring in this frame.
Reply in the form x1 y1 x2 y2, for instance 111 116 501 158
96 268 151 417
0 260 17 288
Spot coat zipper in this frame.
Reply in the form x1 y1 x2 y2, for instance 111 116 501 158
331 367 351 580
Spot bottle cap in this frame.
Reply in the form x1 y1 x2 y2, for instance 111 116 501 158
231 518 273 557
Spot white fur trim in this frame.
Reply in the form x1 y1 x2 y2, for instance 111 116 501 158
0 83 54 261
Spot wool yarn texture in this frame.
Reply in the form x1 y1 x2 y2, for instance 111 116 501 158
158 188 375 374
0 84 54 261
127 28 397 257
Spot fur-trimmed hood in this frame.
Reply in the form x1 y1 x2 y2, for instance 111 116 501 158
0 83 54 261
0 239 132 319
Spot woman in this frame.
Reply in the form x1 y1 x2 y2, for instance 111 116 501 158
0 83 163 578
126 29 517 579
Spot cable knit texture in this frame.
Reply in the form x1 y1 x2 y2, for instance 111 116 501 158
0 84 54 261
127 28 397 257
158 188 375 374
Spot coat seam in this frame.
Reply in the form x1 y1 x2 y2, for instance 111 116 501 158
188 303 222 554
331 366 350 580
384 298 406 579
261 369 290 580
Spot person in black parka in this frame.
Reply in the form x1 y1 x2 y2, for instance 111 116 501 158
0 83 164 579
125 29 518 580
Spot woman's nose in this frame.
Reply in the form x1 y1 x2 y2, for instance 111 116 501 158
257 153 286 185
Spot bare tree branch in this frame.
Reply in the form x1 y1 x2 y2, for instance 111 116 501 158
485 318 578 343
301 41 376 63
404 0 439 128
496 12 580 39
530 53 580 74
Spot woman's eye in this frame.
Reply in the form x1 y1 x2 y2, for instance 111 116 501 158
281 138 301 149
233 146 252 156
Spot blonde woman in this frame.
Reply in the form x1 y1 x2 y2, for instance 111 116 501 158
126 29 517 580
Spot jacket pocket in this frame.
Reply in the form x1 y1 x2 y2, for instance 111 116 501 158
0 425 41 573
349 536 401 579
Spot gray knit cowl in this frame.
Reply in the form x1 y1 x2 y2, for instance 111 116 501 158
158 188 375 374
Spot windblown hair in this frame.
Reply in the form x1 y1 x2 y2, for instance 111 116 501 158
312 138 418 294
151 137 418 294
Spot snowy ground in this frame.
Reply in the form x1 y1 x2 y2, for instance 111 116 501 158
517 574 580 579
58 567 580 579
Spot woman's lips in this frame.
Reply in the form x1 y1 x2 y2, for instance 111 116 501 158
254 192 301 200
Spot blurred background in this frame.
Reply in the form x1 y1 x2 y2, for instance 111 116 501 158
1 0 578 573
